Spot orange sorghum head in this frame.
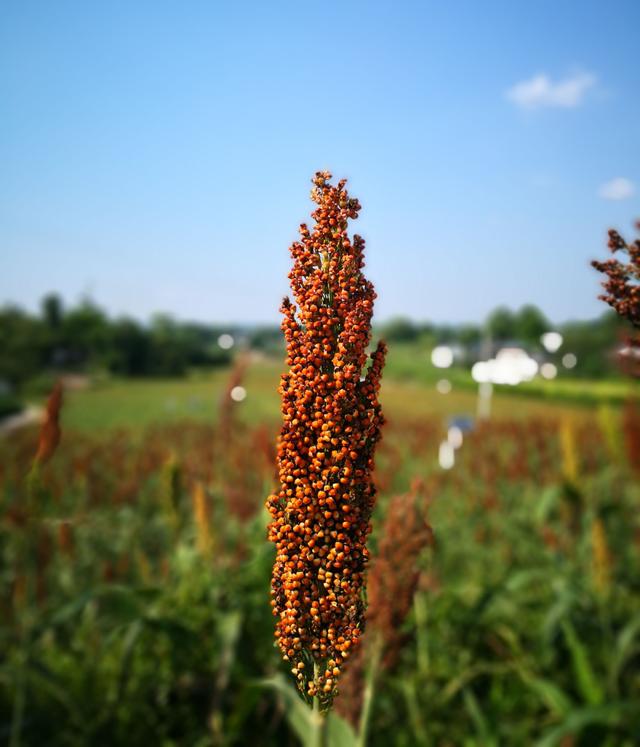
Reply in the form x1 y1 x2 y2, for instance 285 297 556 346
266 171 386 709
35 380 63 465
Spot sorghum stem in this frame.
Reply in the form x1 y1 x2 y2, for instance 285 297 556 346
356 635 382 747
311 664 329 747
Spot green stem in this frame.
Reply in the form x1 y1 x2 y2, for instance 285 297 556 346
9 643 26 747
311 698 328 747
357 635 382 747
311 664 329 747
414 592 430 680
12 469 39 747
10 569 33 747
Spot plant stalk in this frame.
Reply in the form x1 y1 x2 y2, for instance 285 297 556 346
357 635 382 747
311 663 329 747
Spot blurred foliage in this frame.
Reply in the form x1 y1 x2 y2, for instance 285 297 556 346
248 326 286 355
559 314 628 379
0 295 233 393
0 297 627 408
0 398 638 745
484 304 551 344
378 317 421 343
377 307 625 379
0 393 23 419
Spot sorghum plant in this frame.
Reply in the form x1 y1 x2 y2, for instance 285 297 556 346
591 221 640 329
267 171 386 710
622 399 640 472
592 221 640 377
34 381 63 466
218 350 250 444
593 222 640 465
336 481 433 731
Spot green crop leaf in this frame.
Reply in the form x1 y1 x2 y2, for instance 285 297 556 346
536 702 635 747
462 687 497 746
535 486 561 525
327 712 358 747
610 613 640 692
259 674 357 747
519 673 573 717
561 621 604 706
260 674 313 744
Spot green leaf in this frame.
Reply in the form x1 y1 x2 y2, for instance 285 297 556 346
142 616 198 647
561 621 604 706
542 588 575 641
44 590 93 627
610 613 640 691
95 584 146 622
520 674 573 717
327 711 358 747
535 486 561 524
259 674 357 747
462 687 497 746
25 658 76 714
505 569 549 594
259 674 313 744
110 620 143 712
399 678 429 747
536 702 635 747
218 610 243 654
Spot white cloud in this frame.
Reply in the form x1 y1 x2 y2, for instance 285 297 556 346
598 177 635 201
506 72 596 109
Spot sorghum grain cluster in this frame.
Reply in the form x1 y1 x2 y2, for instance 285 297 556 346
267 171 386 708
592 222 640 329
592 221 640 377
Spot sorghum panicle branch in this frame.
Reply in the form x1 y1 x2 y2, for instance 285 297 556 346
591 221 640 329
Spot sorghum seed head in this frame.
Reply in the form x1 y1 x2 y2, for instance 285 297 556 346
267 172 386 710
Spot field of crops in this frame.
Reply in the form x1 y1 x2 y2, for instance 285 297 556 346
1 350 639 746
6 0 640 742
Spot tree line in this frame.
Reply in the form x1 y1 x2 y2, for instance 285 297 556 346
377 305 626 378
0 294 233 395
0 295 625 401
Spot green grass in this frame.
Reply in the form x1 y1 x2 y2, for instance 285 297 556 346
53 344 626 434
505 375 634 404
384 342 634 406
59 371 231 432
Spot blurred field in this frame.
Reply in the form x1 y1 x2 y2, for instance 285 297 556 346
57 343 631 433
1 347 639 746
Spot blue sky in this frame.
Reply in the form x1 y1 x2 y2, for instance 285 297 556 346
2 1 639 325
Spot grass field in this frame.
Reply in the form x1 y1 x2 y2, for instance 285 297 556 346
54 343 632 434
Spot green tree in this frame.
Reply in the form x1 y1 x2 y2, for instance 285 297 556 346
61 299 111 369
41 293 64 329
486 306 516 341
381 316 418 342
515 305 550 346
0 306 46 388
109 318 152 376
559 311 625 378
149 314 188 376
458 324 481 347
